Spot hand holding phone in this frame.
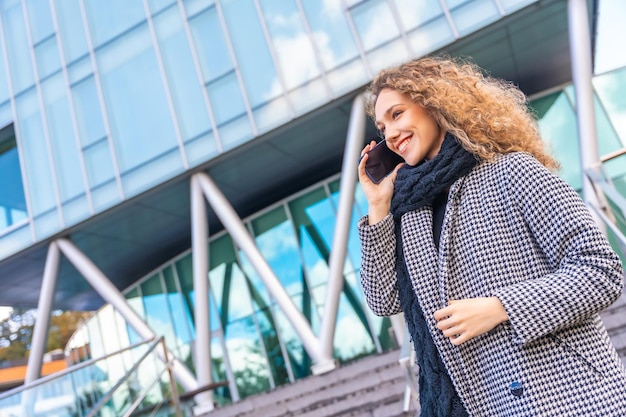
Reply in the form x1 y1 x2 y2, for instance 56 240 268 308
360 139 404 184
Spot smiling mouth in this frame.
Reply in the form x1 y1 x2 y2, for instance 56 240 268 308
397 136 411 154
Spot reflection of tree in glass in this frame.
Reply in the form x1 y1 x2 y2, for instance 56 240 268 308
70 381 105 417
226 318 270 399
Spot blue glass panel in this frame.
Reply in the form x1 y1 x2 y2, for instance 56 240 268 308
71 76 106 147
444 0 500 36
329 190 363 276
33 208 61 239
97 24 179 173
593 67 626 144
42 74 86 202
256 308 289 386
272 308 310 379
148 0 176 15
325 58 369 97
0 130 27 232
499 0 536 13
25 0 54 43
67 56 92 85
258 0 320 90
251 207 304 299
184 132 219 167
83 139 115 188
54 0 89 64
209 234 254 325
224 317 271 398
207 72 247 126
367 37 409 75
210 336 233 406
532 92 582 190
15 89 57 215
406 14 454 58
333 293 376 361
236 249 271 310
392 0 444 31
288 77 328 114
288 188 332 306
252 96 290 133
154 7 213 144
126 290 145 345
183 0 215 17
188 6 233 82
0 43 9 103
163 266 194 346
300 0 360 70
142 276 179 350
90 180 120 212
1 2 35 94
0 102 11 127
83 0 146 47
351 0 399 51
0 223 31 259
221 0 281 106
210 262 254 323
34 36 62 80
122 146 184 197
62 194 90 225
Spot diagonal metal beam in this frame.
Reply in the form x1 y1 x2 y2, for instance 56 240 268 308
25 241 60 385
55 238 199 392
193 172 326 368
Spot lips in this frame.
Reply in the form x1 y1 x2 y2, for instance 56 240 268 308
396 136 412 154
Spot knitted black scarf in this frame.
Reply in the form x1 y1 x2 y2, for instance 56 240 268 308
391 132 476 417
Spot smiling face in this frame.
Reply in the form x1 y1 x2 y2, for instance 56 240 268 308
374 88 445 166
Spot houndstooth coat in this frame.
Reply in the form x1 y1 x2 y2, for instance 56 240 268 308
359 152 626 416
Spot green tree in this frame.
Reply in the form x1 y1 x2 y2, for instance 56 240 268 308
46 310 92 352
0 308 92 363
0 308 35 362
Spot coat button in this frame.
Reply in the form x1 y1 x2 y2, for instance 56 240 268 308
510 381 523 397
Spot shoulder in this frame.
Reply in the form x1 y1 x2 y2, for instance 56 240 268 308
471 152 560 186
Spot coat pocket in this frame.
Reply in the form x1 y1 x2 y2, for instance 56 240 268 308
549 333 605 380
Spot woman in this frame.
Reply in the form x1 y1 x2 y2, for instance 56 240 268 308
357 55 626 416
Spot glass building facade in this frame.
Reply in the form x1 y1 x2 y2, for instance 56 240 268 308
1 0 626 412
0 0 538 259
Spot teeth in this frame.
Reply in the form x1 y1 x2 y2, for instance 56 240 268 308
399 140 408 153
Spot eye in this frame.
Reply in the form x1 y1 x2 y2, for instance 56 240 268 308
377 127 385 139
392 110 403 119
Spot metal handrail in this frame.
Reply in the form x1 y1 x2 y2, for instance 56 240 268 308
398 326 419 413
585 148 626 254
0 337 182 417
85 337 182 417
0 337 156 401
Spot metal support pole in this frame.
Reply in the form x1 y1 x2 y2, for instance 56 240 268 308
190 176 214 414
318 94 366 371
25 241 61 384
55 238 199 392
568 0 603 217
194 173 324 365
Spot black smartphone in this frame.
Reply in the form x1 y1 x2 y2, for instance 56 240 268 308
360 139 404 184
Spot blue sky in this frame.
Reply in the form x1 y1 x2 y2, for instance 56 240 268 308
595 0 626 74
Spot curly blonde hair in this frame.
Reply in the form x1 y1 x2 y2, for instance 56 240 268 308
365 55 559 170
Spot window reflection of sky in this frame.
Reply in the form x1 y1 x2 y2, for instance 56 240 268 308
255 218 303 297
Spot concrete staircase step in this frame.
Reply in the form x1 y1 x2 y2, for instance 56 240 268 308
201 349 417 417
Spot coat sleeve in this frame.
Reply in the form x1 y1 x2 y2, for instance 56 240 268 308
358 214 403 316
493 153 624 345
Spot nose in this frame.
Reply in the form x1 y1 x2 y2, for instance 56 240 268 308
385 126 400 147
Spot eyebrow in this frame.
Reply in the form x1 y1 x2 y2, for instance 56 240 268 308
375 104 401 126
